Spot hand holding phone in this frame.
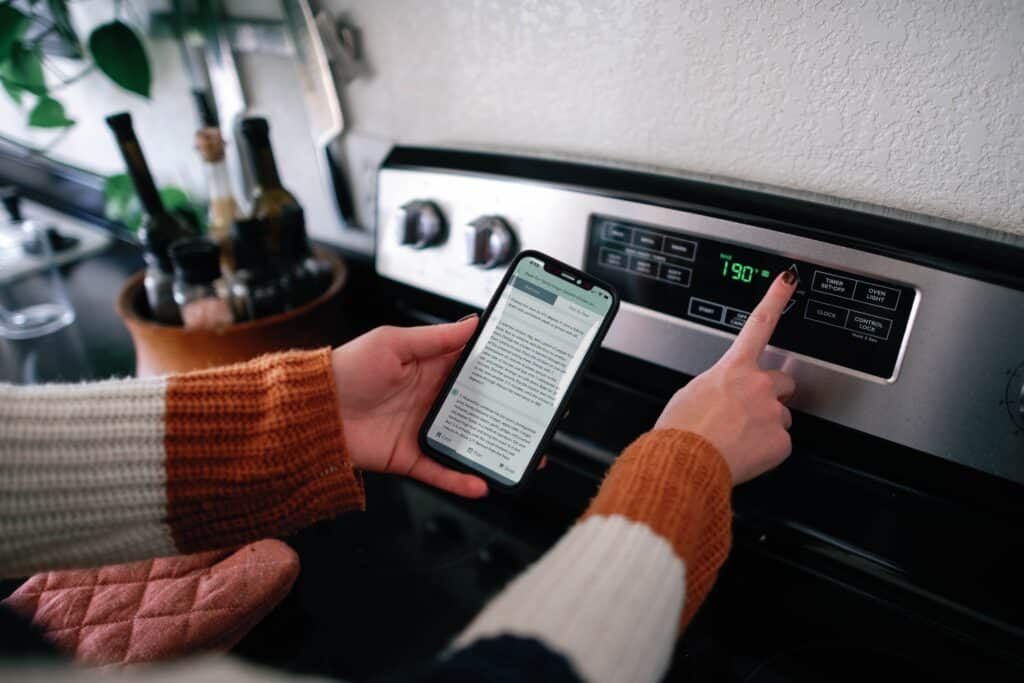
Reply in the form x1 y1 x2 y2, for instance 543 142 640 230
419 251 619 492
331 316 489 498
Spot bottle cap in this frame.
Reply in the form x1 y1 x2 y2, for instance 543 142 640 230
170 238 222 285
240 117 270 141
105 112 136 140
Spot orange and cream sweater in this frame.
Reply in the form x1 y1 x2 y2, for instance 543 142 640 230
0 349 732 683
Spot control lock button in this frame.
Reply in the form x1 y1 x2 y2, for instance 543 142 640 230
853 281 901 310
689 298 725 323
846 311 892 339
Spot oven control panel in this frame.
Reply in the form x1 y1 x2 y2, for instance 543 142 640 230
376 151 1024 485
585 216 916 380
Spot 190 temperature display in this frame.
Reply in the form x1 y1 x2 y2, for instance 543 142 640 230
720 252 771 284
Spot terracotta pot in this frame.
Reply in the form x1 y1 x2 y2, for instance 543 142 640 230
116 252 347 377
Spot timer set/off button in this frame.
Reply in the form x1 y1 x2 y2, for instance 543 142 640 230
810 269 901 310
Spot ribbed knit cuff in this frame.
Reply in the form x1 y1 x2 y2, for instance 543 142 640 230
164 348 364 552
582 429 733 626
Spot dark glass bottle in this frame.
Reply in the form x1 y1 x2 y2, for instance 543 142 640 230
106 112 194 324
228 217 285 321
278 207 331 310
240 117 300 258
169 238 234 330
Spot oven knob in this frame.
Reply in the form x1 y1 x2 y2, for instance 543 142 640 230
465 215 517 268
398 200 447 249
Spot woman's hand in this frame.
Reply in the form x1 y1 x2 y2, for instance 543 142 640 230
655 271 798 484
330 316 488 498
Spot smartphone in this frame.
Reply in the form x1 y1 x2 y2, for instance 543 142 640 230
419 250 620 492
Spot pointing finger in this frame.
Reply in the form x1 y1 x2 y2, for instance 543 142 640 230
724 269 798 365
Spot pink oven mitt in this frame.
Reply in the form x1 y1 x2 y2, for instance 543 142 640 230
2 539 299 668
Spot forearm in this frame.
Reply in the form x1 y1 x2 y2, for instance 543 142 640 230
449 430 732 683
0 349 364 578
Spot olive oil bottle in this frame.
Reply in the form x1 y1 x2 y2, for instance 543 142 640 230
106 112 194 324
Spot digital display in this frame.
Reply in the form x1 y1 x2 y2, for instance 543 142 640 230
585 215 917 379
720 252 771 284
425 256 615 485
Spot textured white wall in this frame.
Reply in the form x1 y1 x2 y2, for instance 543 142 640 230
0 1 1019 239
331 0 1023 235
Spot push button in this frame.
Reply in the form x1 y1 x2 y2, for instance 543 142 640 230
724 308 750 329
663 236 697 261
853 281 901 310
660 264 692 287
846 311 892 339
632 230 664 251
811 271 855 298
598 247 627 269
629 255 659 277
689 298 725 323
804 299 850 328
603 222 632 244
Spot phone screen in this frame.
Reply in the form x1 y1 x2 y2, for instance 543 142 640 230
424 255 615 486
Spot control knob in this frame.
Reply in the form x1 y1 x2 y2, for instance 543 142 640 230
398 200 447 249
464 215 517 268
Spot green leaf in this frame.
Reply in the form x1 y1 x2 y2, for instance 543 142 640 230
159 187 190 211
104 173 142 231
0 6 31 61
88 21 150 98
161 188 207 234
0 43 46 96
104 173 134 206
28 95 74 127
1 76 22 104
103 177 203 233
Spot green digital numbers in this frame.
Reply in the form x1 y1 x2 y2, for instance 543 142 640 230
719 253 756 284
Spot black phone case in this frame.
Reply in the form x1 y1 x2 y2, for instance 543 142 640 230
417 250 620 493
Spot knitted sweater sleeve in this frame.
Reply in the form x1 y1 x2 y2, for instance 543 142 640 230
0 349 364 579
447 429 733 683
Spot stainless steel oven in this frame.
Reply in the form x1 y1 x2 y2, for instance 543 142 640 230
367 147 1024 681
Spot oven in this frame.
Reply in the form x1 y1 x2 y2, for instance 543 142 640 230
360 147 1024 682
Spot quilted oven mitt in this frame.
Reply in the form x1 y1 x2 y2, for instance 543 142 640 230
2 539 299 668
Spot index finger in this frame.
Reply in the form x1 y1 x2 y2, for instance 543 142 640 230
723 269 799 364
